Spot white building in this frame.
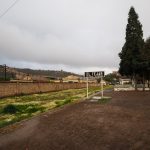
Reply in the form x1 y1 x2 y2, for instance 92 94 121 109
119 78 131 85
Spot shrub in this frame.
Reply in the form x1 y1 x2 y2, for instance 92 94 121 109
3 104 19 114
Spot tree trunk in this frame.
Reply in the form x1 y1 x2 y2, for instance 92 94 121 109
131 76 134 86
134 75 138 91
148 72 150 91
142 73 145 91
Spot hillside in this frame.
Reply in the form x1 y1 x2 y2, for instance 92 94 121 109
0 65 80 81
15 68 80 78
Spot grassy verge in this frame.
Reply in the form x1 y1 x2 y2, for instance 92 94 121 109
0 85 112 128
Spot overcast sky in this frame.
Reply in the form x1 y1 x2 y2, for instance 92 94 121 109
0 0 150 74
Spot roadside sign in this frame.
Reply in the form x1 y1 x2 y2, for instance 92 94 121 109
85 71 104 78
84 71 105 99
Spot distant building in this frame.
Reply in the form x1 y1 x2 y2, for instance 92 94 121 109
32 75 49 82
62 75 98 83
119 78 131 85
63 75 80 83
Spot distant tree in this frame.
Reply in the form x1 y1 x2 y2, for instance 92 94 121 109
103 73 119 84
119 7 144 90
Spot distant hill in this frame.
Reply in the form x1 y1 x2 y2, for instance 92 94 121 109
0 65 81 81
15 68 80 78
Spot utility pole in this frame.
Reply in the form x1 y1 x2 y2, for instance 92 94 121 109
4 64 6 81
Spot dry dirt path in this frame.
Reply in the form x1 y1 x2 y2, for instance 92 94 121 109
0 91 150 150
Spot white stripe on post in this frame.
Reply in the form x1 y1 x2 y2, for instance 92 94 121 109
87 77 88 98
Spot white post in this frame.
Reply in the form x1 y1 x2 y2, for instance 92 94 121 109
101 75 103 98
87 77 88 98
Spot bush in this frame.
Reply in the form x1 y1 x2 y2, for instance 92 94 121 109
2 104 45 115
3 104 19 114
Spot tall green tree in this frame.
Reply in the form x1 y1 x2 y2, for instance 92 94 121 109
119 7 144 90
142 37 150 89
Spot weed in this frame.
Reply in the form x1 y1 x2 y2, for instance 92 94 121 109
0 113 31 128
55 99 71 107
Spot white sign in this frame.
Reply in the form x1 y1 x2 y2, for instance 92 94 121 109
85 71 104 78
85 71 105 98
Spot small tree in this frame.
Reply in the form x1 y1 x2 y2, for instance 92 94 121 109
104 73 119 84
119 7 144 90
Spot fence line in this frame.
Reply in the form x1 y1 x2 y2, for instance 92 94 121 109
0 82 99 98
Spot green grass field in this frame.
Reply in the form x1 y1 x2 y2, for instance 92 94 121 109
0 85 112 128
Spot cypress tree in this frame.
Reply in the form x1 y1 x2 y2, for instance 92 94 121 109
142 37 150 89
119 7 144 90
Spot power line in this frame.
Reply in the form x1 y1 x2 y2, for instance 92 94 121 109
0 0 21 18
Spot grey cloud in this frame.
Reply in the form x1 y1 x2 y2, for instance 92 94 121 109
0 0 150 73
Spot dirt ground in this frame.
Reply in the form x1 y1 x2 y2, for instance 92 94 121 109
0 91 150 150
